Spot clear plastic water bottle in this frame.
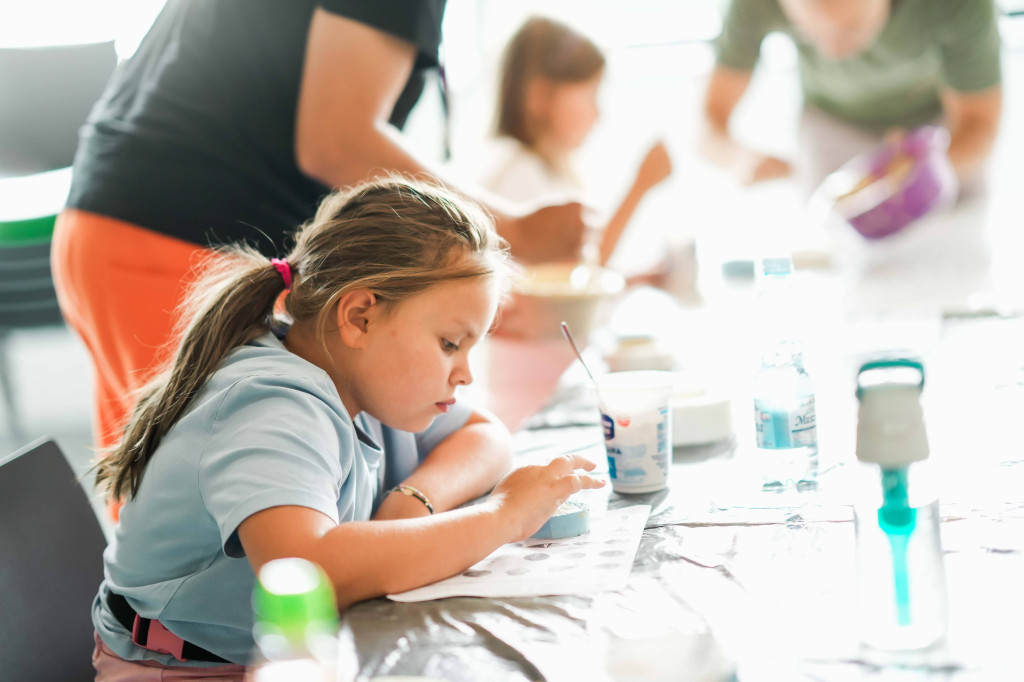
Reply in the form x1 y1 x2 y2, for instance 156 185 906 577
853 359 947 651
249 557 352 682
752 256 818 488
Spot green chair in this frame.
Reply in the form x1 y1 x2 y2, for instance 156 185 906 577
0 170 71 442
0 40 116 442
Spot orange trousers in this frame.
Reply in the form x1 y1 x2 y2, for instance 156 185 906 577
51 208 216 462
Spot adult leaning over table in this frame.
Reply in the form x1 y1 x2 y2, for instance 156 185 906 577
700 0 1002 190
52 0 588 501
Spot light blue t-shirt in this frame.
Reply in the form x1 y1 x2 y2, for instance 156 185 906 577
92 332 471 665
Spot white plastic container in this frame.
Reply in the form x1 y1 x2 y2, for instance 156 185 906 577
853 359 947 651
595 370 675 494
671 379 733 446
604 334 675 373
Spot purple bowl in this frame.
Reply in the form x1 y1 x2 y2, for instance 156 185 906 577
827 126 959 240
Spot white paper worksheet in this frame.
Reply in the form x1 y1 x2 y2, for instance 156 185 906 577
387 504 650 602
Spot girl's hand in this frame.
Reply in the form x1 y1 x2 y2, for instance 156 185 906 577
635 140 674 193
488 454 605 542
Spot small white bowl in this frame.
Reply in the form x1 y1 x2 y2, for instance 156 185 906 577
604 334 675 372
671 378 733 446
498 262 625 341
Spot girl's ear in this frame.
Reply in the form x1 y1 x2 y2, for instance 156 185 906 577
335 289 378 348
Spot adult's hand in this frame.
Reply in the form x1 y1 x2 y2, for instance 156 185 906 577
883 127 908 149
737 151 793 185
504 202 588 264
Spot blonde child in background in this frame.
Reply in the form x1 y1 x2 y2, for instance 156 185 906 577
480 16 673 266
89 177 603 678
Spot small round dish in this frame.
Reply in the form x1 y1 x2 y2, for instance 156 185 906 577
498 262 625 341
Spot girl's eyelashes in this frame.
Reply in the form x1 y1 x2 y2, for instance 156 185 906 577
441 338 460 352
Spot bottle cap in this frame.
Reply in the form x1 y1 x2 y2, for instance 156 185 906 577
855 359 929 467
253 558 338 655
761 256 793 276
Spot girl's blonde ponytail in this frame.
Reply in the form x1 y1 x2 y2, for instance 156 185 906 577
96 249 288 499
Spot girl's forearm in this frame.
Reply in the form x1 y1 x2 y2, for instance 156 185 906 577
937 86 1001 183
598 180 648 265
240 457 603 611
374 417 512 519
316 501 510 609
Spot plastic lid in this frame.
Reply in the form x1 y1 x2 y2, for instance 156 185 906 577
855 358 924 399
253 558 338 648
855 359 929 466
761 256 792 276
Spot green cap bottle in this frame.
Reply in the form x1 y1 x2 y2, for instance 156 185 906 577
253 558 339 665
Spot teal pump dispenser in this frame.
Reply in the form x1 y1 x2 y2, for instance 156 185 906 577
878 465 915 625
854 359 946 650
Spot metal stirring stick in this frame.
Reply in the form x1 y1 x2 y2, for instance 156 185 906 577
560 321 605 410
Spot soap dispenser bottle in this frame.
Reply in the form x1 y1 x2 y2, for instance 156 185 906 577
853 359 947 651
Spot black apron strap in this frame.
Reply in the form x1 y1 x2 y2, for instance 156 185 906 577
105 590 230 664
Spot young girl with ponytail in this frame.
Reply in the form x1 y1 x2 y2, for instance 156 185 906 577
90 176 603 677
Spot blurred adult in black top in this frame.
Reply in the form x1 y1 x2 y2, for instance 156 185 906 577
54 0 587 461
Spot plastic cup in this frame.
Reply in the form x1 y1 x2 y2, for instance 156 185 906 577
595 370 675 494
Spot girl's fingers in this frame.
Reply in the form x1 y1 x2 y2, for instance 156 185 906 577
563 473 606 498
557 453 597 471
549 453 579 473
544 456 605 494
541 455 605 495
572 454 598 471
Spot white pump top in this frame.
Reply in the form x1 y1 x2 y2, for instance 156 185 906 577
856 382 930 467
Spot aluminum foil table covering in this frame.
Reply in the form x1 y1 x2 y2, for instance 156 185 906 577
340 316 1024 681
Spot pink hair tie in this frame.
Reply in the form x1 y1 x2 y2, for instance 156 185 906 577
270 258 292 290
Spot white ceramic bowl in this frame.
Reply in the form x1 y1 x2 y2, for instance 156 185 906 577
671 377 734 446
497 263 625 341
604 334 675 372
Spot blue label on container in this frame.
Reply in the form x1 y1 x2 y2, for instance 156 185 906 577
602 413 614 440
601 409 671 491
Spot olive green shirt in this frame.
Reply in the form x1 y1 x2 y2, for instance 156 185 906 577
715 0 1002 129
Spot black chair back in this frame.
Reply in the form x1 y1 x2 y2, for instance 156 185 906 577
0 439 107 681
